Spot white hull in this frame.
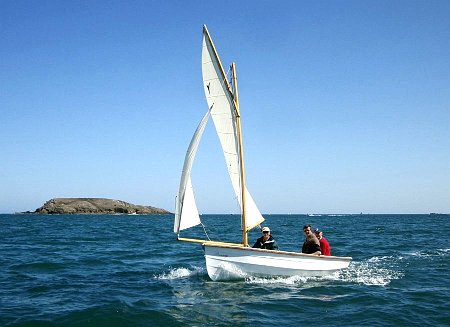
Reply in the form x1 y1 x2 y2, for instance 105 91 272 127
204 243 351 281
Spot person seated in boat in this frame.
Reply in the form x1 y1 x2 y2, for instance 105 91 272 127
252 227 279 250
314 228 331 256
301 224 321 255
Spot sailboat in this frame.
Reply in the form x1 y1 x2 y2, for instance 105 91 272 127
174 25 351 281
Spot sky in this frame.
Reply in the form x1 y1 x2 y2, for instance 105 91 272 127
1 1 449 214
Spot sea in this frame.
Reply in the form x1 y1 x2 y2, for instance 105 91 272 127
0 213 449 326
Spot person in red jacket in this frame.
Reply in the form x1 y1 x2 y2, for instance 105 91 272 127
315 228 331 256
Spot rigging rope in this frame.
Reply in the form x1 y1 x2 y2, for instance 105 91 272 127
201 222 211 241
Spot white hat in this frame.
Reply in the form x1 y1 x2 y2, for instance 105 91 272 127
261 227 270 232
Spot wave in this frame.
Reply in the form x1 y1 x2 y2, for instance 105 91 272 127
154 266 204 280
313 249 448 287
404 248 450 258
335 256 404 286
239 255 403 287
10 261 66 271
245 256 405 287
245 275 310 285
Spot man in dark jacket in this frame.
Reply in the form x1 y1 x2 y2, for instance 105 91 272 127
301 224 321 255
252 227 279 250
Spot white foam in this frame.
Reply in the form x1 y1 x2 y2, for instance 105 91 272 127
244 260 403 287
245 275 310 285
155 266 203 280
337 258 404 286
235 258 403 287
404 248 449 258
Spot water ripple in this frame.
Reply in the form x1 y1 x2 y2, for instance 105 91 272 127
1 214 449 326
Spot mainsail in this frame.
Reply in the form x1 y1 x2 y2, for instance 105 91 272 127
201 25 264 231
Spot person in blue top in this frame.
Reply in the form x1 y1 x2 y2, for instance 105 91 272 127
252 227 279 250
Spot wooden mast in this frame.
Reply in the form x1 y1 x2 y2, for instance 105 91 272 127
231 63 248 247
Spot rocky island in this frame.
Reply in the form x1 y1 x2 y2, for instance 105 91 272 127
23 198 171 215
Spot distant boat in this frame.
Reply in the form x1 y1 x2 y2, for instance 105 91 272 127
173 25 351 281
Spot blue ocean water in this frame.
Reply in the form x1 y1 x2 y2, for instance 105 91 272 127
0 213 449 326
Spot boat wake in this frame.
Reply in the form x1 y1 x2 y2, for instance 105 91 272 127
154 266 205 280
244 256 404 287
231 248 450 286
405 248 450 258
336 256 404 286
245 275 311 285
336 249 449 286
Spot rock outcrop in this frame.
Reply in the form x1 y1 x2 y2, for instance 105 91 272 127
28 198 170 215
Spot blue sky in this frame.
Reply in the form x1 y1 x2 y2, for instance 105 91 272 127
1 1 449 214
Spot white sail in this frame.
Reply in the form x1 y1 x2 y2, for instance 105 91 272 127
174 110 210 233
177 176 200 231
201 26 264 231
